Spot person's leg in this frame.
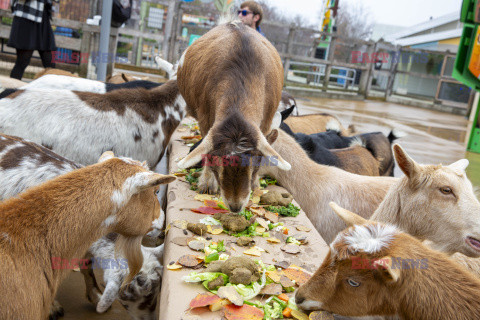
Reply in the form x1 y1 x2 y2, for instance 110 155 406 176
39 50 55 69
10 49 33 80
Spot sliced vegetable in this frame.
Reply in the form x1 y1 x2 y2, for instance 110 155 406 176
278 293 289 302
205 252 220 263
209 298 230 312
283 307 292 318
224 304 264 320
189 293 221 309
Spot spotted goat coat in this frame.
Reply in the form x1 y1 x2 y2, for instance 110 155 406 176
0 79 185 167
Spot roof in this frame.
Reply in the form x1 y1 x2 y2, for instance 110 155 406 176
385 11 460 42
394 28 463 46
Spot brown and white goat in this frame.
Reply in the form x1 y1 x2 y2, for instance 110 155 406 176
295 209 480 319
284 113 355 136
0 134 169 319
176 20 290 212
0 152 175 319
0 79 185 168
259 129 396 243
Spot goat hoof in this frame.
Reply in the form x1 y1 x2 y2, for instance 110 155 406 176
49 300 65 319
87 288 102 305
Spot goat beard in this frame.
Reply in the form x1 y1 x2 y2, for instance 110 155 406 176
115 235 144 290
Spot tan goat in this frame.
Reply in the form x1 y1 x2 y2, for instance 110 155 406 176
259 129 396 243
176 20 290 213
284 113 355 136
0 152 175 319
295 213 480 319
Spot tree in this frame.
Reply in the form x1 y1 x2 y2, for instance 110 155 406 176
334 1 374 41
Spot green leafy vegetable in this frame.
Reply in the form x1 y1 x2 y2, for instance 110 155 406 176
239 209 254 220
260 176 277 189
286 236 301 245
205 252 219 263
266 203 300 217
185 168 203 191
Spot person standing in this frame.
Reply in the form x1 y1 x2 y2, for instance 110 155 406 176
238 1 264 35
8 0 57 80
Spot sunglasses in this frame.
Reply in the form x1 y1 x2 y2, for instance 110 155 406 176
238 9 254 16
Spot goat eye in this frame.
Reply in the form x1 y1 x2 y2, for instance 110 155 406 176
155 189 160 195
440 187 452 195
347 279 361 287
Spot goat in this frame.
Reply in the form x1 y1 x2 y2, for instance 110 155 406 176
0 133 169 319
87 234 164 319
0 150 175 319
278 91 299 115
284 112 355 136
295 210 480 319
34 67 79 79
259 129 397 244
329 143 381 176
0 79 185 167
281 121 404 176
176 20 290 213
1 74 162 95
106 73 150 84
0 75 27 88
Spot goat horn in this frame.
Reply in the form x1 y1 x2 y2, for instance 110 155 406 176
177 133 211 169
329 202 368 226
98 151 115 163
257 133 291 171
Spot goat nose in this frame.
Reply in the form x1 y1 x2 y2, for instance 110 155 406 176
229 203 242 213
295 294 305 305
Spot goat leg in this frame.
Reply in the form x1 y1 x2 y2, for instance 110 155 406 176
197 166 219 195
80 254 103 305
48 300 65 320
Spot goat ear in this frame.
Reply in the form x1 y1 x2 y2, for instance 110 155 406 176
135 173 176 193
266 129 279 145
393 144 419 178
448 159 469 173
270 111 282 131
329 202 368 226
280 106 295 122
258 132 291 171
373 256 400 283
144 243 164 259
177 134 211 169
98 151 115 163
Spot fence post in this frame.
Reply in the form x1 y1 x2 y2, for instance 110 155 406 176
169 3 183 62
322 35 336 91
385 47 400 99
283 24 296 84
358 41 376 98
163 0 180 62
79 26 92 78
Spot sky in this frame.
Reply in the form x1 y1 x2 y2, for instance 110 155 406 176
266 0 464 27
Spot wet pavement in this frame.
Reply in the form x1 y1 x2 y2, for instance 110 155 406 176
296 97 480 185
55 97 479 319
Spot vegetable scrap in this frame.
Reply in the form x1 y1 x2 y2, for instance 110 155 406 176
266 203 301 217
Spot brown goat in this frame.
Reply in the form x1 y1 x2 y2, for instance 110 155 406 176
284 113 355 136
0 152 175 319
296 210 480 319
34 67 79 79
176 20 290 212
331 144 380 176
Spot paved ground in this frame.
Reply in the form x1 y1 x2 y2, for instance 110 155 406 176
56 97 479 319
